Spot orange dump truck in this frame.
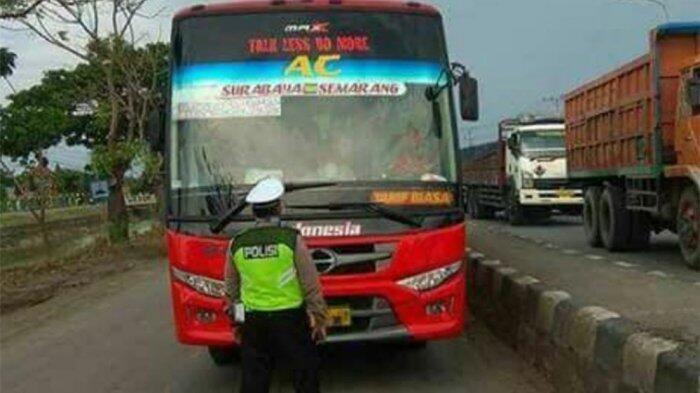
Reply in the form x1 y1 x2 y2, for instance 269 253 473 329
564 22 700 269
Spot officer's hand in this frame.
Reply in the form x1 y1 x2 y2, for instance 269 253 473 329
307 311 327 343
223 303 237 326
313 326 327 343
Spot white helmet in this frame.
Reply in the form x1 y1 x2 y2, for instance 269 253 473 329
245 177 285 205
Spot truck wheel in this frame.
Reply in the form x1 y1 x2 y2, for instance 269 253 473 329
677 186 700 270
531 209 551 223
467 190 492 219
463 189 472 214
627 211 651 250
583 187 602 247
598 186 631 251
208 346 240 366
477 203 495 219
464 191 474 214
507 191 527 226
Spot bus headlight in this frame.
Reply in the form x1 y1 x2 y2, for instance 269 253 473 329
522 172 535 189
171 267 226 298
397 261 462 292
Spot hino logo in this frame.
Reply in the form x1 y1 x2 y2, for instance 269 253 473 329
311 248 339 274
284 22 329 34
294 221 362 237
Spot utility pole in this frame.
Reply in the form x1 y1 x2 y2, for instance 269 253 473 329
542 95 563 115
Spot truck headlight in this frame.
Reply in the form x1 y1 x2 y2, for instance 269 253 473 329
522 172 535 189
397 261 462 292
171 267 226 298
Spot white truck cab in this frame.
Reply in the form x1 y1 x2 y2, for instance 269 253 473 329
503 119 582 223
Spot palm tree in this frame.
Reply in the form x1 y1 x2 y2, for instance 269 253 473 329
0 47 18 94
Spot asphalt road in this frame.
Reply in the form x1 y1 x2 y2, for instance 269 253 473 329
472 214 697 282
0 261 552 393
467 215 700 344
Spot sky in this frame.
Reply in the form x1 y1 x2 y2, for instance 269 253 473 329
1 0 699 170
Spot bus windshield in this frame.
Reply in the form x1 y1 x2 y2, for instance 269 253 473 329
170 11 457 190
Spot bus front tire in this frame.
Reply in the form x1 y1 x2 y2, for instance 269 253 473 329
208 346 240 366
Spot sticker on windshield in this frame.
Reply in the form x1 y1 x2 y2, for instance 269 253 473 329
176 97 281 120
221 81 406 98
172 59 440 118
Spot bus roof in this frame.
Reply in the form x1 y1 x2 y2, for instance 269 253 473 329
174 0 440 21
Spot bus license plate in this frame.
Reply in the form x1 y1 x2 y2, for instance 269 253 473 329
556 189 574 198
327 307 352 327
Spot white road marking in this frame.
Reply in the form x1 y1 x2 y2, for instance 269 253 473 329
481 259 502 267
646 271 671 278
613 261 637 268
586 254 605 261
563 249 580 255
468 251 485 260
544 243 558 249
514 276 540 286
693 282 700 287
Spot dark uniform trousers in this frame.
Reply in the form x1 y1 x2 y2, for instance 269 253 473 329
240 307 320 393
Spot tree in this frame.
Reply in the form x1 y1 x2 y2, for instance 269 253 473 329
0 154 57 247
54 166 88 194
0 47 17 93
1 0 166 242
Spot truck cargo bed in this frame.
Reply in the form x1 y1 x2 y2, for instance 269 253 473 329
461 141 504 187
564 22 700 179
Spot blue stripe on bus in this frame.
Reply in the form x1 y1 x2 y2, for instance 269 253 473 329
173 59 442 87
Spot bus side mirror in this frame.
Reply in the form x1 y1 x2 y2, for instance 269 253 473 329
688 77 700 110
146 108 165 153
459 73 479 121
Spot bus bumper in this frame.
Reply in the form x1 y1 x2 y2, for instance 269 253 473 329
169 268 466 346
168 223 467 346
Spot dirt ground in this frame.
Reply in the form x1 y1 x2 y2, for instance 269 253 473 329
0 225 166 314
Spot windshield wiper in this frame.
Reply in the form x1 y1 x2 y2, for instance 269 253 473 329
286 202 422 228
210 181 337 234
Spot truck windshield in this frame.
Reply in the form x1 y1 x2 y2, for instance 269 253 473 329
170 12 456 191
520 130 565 158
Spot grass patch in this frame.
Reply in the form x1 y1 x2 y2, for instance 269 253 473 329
0 204 104 229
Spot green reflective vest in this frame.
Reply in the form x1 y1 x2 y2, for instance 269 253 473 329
231 226 304 311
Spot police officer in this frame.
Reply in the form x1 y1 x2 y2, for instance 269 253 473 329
224 177 327 393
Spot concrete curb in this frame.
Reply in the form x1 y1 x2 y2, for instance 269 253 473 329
467 251 700 393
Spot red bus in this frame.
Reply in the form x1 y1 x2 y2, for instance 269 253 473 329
166 0 479 364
